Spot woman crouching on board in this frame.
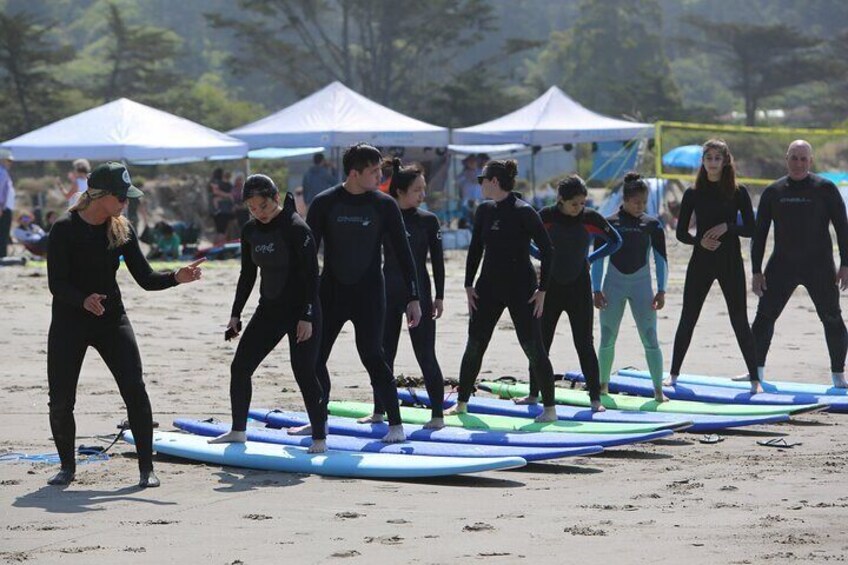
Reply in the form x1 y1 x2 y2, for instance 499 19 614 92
209 174 327 453
591 173 668 402
358 158 446 429
47 162 204 488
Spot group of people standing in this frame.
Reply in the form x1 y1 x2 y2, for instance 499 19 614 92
44 139 847 489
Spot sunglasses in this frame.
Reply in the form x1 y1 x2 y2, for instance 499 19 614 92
476 174 491 184
116 194 128 203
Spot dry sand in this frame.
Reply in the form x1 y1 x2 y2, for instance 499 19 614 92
1 237 846 564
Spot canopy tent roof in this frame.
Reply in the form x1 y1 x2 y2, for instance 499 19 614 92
452 86 653 146
1 98 248 162
229 81 450 149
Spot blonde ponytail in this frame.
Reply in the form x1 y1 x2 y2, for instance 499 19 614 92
71 189 132 249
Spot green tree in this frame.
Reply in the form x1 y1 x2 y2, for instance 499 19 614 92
207 0 499 111
527 0 682 121
98 2 183 102
0 10 75 137
681 17 832 126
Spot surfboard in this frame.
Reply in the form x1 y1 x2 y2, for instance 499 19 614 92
173 418 603 462
618 368 848 398
249 409 673 449
125 431 526 478
329 401 682 434
395 389 789 432
480 380 824 417
562 373 834 413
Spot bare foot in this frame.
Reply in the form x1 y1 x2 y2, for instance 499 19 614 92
750 381 764 395
307 439 327 454
654 390 668 403
382 424 405 443
534 406 558 423
512 395 538 405
833 374 848 389
287 424 312 436
662 375 678 387
207 430 246 444
590 400 607 413
356 413 384 424
423 417 445 430
731 373 750 382
444 402 467 416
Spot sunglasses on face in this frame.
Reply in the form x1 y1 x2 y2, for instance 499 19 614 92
477 175 490 184
116 194 128 203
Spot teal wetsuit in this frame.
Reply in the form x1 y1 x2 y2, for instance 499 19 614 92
591 207 668 389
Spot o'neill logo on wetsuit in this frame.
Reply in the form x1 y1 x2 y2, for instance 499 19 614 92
255 242 275 254
490 220 501 231
337 216 372 226
779 197 813 204
303 234 312 248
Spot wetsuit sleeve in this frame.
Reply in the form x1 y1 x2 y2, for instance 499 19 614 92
122 226 179 290
464 206 486 288
290 218 319 322
585 211 622 263
427 214 445 300
305 194 325 251
726 186 755 238
230 226 257 318
651 222 668 293
751 187 773 274
47 220 88 309
590 256 605 293
676 189 698 245
384 198 419 302
523 206 553 291
825 182 848 268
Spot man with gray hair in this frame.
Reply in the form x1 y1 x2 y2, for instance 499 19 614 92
750 140 848 388
0 149 15 258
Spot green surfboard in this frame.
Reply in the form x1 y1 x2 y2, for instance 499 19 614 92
479 381 823 417
328 401 684 434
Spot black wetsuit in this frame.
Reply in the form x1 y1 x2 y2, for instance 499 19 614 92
229 197 326 439
458 192 557 406
528 207 621 401
375 207 446 418
47 212 178 473
751 173 848 373
306 185 418 426
671 182 759 380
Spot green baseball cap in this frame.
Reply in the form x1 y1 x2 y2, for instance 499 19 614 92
87 162 143 199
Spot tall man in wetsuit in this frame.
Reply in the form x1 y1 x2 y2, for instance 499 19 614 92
751 140 848 388
306 143 422 442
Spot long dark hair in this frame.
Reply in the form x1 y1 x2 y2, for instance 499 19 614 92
695 139 737 200
388 158 423 198
483 159 518 192
557 174 588 201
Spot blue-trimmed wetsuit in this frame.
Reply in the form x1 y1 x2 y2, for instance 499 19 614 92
751 173 848 373
591 207 667 388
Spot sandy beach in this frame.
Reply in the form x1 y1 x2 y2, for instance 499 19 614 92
1 237 846 564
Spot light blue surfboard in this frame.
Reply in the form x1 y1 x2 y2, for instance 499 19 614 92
126 431 526 478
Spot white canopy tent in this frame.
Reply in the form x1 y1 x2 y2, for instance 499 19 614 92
452 86 653 146
229 81 450 149
1 98 248 162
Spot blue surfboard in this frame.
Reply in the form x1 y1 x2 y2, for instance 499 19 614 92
173 418 603 462
397 389 789 432
565 372 837 412
618 368 848 397
248 409 673 449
